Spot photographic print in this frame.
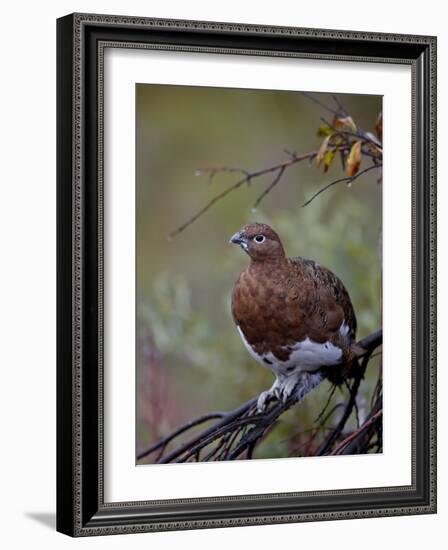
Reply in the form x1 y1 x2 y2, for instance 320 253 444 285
57 14 436 535
136 86 383 464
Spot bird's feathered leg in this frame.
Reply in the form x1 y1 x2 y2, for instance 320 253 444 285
257 370 324 412
293 371 325 401
280 370 325 404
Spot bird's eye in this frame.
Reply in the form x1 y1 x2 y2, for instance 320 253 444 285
254 235 265 243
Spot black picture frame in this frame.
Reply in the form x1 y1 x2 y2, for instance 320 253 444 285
57 13 437 537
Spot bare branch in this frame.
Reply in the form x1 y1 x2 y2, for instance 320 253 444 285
137 411 226 461
157 398 257 463
330 409 383 455
137 329 382 464
168 150 317 238
167 176 250 239
167 94 382 237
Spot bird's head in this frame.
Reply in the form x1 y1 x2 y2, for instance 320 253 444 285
229 222 285 261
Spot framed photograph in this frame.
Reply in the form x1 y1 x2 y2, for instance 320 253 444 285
56 13 437 536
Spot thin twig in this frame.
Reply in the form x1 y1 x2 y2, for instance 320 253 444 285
201 167 250 185
300 91 339 116
343 379 360 429
252 166 286 210
137 411 226 461
302 164 381 207
157 398 257 463
330 409 383 455
317 348 373 456
332 94 347 116
314 383 338 425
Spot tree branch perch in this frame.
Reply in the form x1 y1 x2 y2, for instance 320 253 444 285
137 328 382 463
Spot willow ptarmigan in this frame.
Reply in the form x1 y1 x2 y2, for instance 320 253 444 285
230 222 359 411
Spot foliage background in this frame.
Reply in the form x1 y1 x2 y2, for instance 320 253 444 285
136 85 382 461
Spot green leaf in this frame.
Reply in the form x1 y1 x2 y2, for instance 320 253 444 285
323 149 337 172
317 124 334 137
316 135 331 167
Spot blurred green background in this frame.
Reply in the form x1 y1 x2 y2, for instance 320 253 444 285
136 85 382 462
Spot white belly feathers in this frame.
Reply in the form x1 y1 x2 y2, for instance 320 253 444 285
236 325 343 376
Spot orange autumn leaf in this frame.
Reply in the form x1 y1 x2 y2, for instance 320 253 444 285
333 115 357 132
347 140 362 177
375 112 383 141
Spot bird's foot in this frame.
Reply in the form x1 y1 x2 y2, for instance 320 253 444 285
279 373 302 402
257 378 284 412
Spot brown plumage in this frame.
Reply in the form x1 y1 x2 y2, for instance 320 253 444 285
229 222 359 410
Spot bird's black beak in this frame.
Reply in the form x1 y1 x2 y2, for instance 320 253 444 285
229 230 249 253
229 230 245 245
